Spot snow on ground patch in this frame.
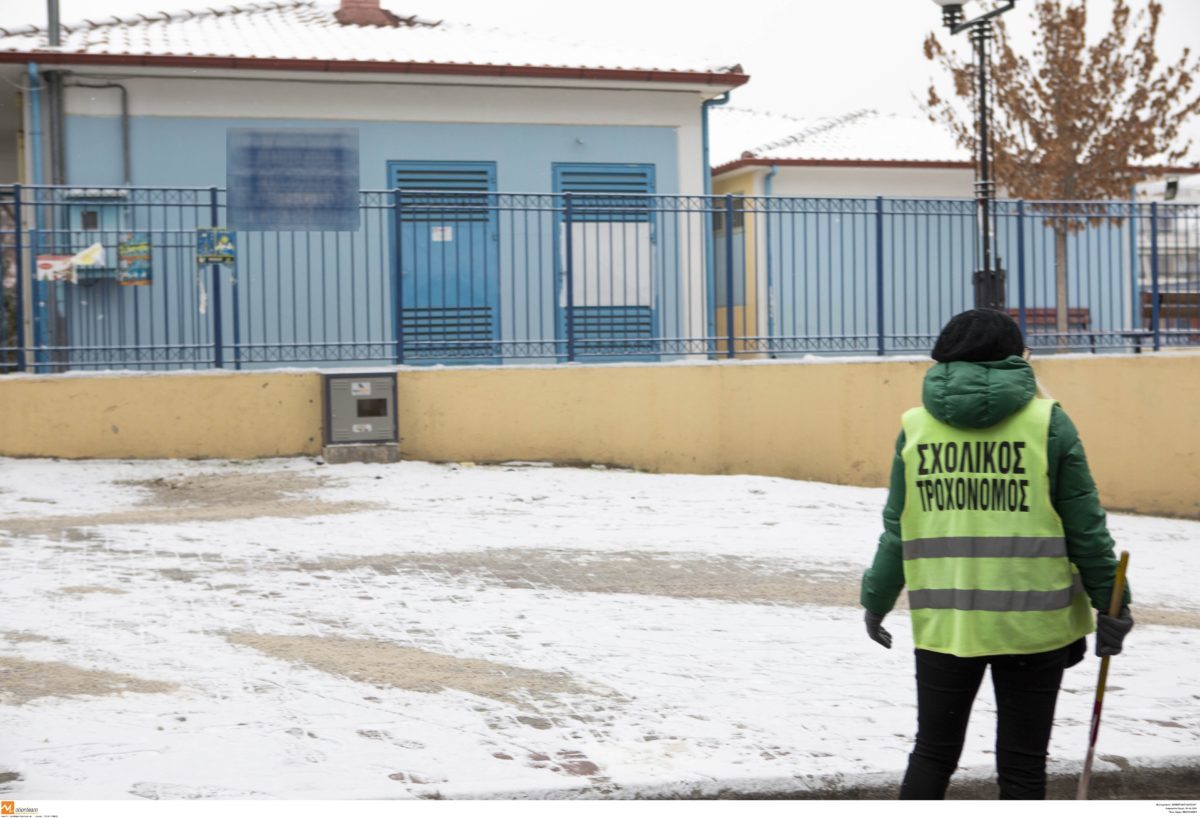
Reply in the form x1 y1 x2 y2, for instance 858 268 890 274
0 456 1197 799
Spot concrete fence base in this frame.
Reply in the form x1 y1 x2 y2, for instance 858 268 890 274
2 352 1197 519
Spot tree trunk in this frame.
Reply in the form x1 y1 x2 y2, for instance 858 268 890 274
1055 227 1069 351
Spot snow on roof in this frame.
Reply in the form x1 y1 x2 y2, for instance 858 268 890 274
711 107 971 170
0 1 741 80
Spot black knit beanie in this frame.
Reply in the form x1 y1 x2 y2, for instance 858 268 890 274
931 309 1025 363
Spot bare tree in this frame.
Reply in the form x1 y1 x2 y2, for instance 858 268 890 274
924 0 1200 336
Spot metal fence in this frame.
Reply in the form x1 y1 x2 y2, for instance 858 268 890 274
1 185 1198 373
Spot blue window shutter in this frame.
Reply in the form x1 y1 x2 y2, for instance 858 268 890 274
555 164 654 222
392 164 494 223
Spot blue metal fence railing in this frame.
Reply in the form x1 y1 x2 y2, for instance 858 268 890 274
1 185 19 372
1 185 1198 373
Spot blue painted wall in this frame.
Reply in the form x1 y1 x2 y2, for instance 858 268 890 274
54 115 682 368
64 116 680 192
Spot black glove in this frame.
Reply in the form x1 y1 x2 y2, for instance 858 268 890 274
865 610 892 649
1095 605 1134 657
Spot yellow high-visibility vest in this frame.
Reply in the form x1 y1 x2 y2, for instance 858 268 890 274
900 397 1093 657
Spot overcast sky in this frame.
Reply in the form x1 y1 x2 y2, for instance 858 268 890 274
3 0 1198 161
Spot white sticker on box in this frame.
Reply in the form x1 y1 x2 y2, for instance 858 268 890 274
352 423 374 433
351 382 371 396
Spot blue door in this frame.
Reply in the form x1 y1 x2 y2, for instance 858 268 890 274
390 161 499 364
553 163 657 360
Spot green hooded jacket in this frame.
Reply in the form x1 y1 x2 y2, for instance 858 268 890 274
860 356 1131 617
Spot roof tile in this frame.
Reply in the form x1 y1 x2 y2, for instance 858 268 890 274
0 1 737 76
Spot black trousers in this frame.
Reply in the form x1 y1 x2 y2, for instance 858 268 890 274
899 645 1070 800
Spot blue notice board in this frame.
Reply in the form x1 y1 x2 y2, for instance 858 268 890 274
226 128 361 231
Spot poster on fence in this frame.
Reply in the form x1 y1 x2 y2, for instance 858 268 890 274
196 228 237 265
71 243 106 269
36 255 76 284
118 233 152 286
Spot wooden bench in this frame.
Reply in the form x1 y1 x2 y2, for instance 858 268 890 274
1006 307 1096 352
1121 292 1200 352
1141 291 1200 325
1006 307 1091 333
1003 307 1104 352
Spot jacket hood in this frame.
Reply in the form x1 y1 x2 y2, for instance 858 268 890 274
921 356 1037 429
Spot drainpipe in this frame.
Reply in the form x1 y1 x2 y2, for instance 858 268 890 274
66 80 132 184
46 74 65 183
764 163 778 356
702 91 731 349
702 91 730 198
27 63 48 357
26 66 43 186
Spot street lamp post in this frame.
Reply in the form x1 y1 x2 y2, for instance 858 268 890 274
931 0 1017 310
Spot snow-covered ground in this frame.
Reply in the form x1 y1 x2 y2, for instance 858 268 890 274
0 457 1196 799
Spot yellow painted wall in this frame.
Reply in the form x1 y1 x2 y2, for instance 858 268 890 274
2 353 1198 518
1029 354 1200 518
398 354 1200 518
0 371 324 459
395 360 919 485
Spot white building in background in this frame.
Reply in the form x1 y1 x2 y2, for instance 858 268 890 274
705 106 1199 349
1136 173 1200 319
703 107 974 351
709 107 974 199
1137 173 1200 205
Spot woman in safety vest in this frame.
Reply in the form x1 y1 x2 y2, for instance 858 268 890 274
860 308 1133 799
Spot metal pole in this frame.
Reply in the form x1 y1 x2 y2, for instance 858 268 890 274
1129 196 1140 330
702 92 731 349
393 188 405 364
1150 201 1160 352
26 64 48 365
209 186 224 369
724 194 736 359
764 165 778 356
226 193 240 370
46 0 60 46
972 20 998 309
13 184 25 371
1017 199 1027 336
46 2 64 186
875 196 885 356
564 192 575 362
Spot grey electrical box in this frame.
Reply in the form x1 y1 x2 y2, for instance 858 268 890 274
323 372 398 445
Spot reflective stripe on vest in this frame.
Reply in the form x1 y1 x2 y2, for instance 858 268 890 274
908 575 1085 612
900 397 1094 657
904 536 1067 560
